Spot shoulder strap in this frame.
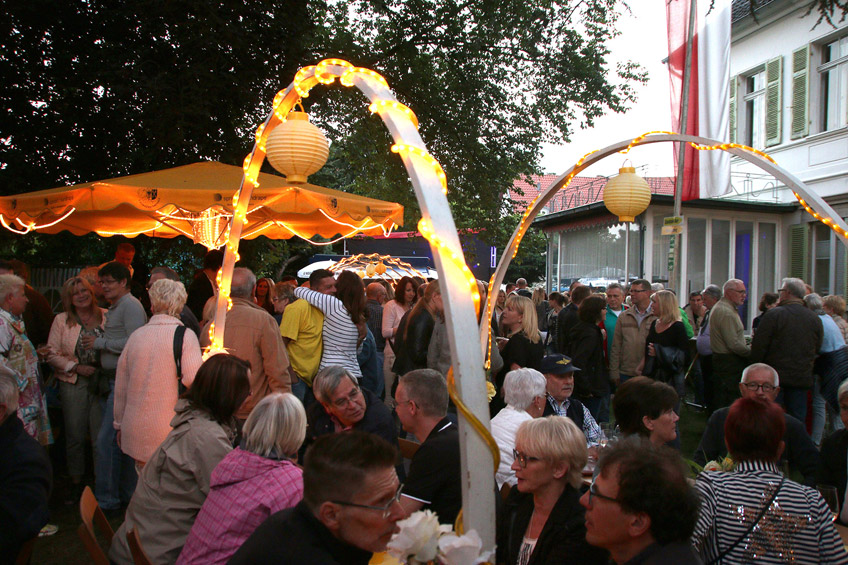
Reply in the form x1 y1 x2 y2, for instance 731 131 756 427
706 476 785 565
173 325 186 381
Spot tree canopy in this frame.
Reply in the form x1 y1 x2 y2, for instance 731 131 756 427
1 0 642 276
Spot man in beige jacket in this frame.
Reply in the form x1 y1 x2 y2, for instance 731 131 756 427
709 279 750 408
609 279 657 385
223 268 291 421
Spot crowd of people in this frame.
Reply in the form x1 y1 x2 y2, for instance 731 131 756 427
3 247 848 564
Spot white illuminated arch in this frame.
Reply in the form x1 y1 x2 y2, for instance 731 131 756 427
210 60 496 548
481 132 848 354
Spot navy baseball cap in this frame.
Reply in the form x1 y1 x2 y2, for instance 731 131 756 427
540 354 581 375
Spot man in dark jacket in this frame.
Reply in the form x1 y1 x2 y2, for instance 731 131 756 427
557 284 591 354
231 432 404 564
0 370 52 563
581 441 703 564
303 366 396 454
750 277 823 423
693 363 818 485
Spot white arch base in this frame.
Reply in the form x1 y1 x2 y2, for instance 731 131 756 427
480 133 848 353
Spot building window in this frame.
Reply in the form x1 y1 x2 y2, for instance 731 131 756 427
743 70 767 149
821 36 848 131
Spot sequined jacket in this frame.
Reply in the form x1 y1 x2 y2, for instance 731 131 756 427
692 460 848 564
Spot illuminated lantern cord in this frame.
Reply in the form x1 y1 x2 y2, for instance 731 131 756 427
391 143 448 195
792 191 848 238
417 218 480 315
0 207 76 234
368 100 419 129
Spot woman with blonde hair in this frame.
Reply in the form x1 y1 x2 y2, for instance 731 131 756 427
114 278 203 466
46 276 107 499
824 294 848 344
497 416 608 564
178 393 307 564
493 295 544 415
637 290 688 396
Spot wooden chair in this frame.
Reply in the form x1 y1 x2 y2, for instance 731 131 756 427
126 528 153 565
14 536 36 565
398 437 420 460
77 486 113 565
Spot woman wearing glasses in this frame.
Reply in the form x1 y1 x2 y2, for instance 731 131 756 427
497 416 609 565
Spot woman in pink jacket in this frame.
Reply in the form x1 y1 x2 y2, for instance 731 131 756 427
46 276 106 501
114 278 202 467
178 392 306 564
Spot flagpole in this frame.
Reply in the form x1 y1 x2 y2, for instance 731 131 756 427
671 0 697 296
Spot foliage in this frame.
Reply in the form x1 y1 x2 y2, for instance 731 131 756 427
306 0 646 242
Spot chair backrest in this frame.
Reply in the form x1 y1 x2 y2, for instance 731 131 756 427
14 536 36 565
398 437 420 460
77 486 114 565
126 528 153 565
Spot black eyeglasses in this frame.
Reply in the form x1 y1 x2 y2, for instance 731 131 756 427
332 386 362 408
587 478 620 505
742 382 776 393
331 483 404 519
513 449 541 468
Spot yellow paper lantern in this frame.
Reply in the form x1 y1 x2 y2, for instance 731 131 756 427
265 111 330 183
365 262 377 276
602 166 651 222
375 261 387 275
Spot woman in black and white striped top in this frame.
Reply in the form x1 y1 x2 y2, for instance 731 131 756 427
692 397 847 564
294 271 366 379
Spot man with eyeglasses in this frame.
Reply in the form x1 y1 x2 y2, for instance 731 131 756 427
84 261 147 516
231 431 404 564
609 279 657 386
303 366 396 457
580 441 702 564
693 363 818 485
394 368 461 524
751 277 823 423
709 279 751 409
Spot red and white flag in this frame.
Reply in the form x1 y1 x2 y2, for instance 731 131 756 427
667 0 731 200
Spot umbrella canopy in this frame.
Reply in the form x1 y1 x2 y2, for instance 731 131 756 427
296 254 438 281
0 161 404 246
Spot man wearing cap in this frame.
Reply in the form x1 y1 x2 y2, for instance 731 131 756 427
541 354 603 447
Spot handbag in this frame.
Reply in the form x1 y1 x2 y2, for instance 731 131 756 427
173 325 187 395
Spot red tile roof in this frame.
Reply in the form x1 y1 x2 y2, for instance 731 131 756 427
510 174 675 214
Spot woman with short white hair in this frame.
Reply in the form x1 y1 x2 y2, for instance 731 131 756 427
491 368 547 488
497 416 608 564
178 393 306 564
0 273 52 445
114 278 202 466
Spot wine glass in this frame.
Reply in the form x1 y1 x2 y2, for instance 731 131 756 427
818 484 839 522
600 423 612 448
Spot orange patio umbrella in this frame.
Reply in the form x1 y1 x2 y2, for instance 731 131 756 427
0 161 404 247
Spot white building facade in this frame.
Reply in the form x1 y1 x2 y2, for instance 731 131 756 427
537 0 848 329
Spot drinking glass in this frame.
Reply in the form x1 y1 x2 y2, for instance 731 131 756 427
818 484 839 521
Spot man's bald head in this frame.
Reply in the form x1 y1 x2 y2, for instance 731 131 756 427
366 282 387 304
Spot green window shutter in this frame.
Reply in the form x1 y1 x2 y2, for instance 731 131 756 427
791 45 810 140
788 223 808 281
765 56 783 147
729 75 737 143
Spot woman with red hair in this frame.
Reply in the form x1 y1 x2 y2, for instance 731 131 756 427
692 397 845 563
